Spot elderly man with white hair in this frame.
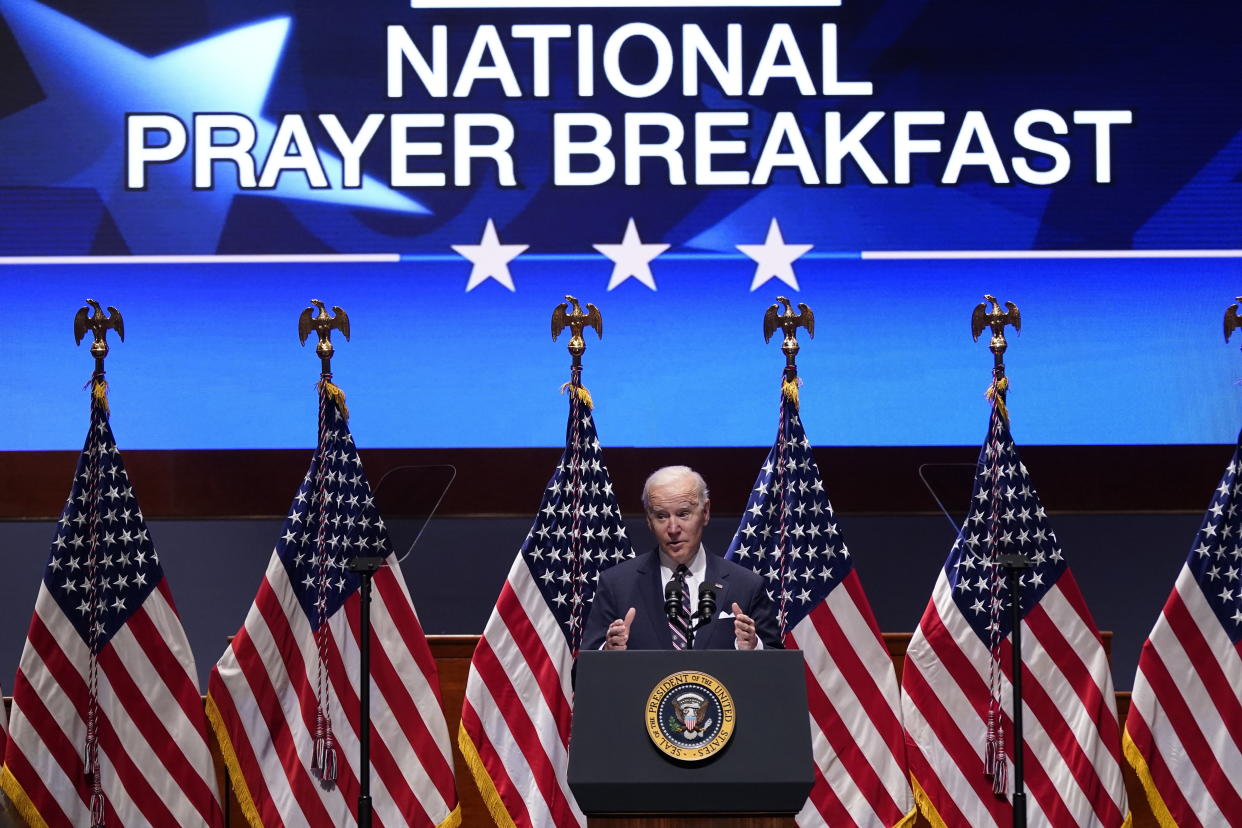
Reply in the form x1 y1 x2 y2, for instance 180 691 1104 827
582 465 782 651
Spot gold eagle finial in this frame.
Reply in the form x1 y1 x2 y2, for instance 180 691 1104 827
551 295 603 369
299 299 350 376
971 294 1021 413
1224 297 1242 343
763 296 814 376
74 299 125 366
971 294 1021 344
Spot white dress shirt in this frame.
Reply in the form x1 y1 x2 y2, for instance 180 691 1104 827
656 545 761 649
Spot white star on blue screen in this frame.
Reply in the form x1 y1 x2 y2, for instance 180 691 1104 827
0 0 427 254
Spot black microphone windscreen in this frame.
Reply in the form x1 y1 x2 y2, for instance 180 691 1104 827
696 582 717 620
664 577 682 618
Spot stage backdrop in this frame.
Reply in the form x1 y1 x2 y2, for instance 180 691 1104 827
3 0 1242 450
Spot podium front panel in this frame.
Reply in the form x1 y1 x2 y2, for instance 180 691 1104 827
568 649 813 814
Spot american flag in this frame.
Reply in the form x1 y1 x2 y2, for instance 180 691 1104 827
900 404 1129 827
207 383 459 827
1123 432 1242 825
458 385 634 828
725 385 914 827
0 385 223 827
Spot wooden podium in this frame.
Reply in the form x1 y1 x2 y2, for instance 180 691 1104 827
568 650 812 828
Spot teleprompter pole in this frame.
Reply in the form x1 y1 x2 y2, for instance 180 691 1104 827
999 553 1031 828
347 556 385 828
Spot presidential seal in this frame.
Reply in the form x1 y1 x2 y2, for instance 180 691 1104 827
645 671 735 761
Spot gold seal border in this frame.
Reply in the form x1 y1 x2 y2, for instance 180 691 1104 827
644 670 736 762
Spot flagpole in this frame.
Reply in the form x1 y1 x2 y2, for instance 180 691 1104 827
72 299 125 828
971 295 1027 828
761 296 815 637
551 294 603 653
299 300 382 827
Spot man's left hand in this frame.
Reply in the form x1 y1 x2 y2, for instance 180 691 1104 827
732 602 758 650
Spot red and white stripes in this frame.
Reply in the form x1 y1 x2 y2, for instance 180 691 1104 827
2 581 222 827
209 550 458 828
902 571 1127 827
1125 564 1242 826
792 572 913 828
459 557 584 828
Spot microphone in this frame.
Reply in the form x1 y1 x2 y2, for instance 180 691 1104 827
664 576 684 623
695 582 717 628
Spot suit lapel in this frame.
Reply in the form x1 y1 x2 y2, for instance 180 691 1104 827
693 554 733 650
634 549 674 649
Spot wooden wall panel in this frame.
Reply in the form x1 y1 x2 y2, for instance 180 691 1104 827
1 444 1229 519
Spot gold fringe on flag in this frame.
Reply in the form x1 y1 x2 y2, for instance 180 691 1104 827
560 381 594 410
457 725 516 828
985 375 1009 423
0 766 51 828
892 805 919 828
318 379 349 420
205 696 264 828
1121 731 1173 828
908 775 950 828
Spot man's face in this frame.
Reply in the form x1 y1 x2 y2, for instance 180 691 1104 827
645 474 710 565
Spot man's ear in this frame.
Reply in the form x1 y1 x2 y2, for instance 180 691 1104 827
702 497 711 525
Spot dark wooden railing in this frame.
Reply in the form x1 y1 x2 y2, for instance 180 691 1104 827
0 636 1161 827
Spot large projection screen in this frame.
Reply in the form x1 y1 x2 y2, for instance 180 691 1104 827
3 0 1240 450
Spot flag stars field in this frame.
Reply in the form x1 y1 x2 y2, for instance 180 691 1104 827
727 391 914 828
2 389 225 826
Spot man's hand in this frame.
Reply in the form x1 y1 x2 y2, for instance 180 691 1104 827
604 607 636 650
733 602 758 650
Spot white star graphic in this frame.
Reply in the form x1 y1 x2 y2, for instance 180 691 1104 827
593 218 669 291
0 0 426 253
736 218 813 292
453 219 528 292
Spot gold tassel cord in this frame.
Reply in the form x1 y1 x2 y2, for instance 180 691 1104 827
781 375 801 407
87 377 109 413
985 375 1010 423
560 381 594 410
318 379 349 420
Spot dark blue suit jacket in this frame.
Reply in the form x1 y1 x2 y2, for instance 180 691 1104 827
581 549 783 651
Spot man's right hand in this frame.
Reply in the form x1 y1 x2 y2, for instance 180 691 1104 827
604 607 636 650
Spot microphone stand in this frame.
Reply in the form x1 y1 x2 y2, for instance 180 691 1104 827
998 552 1031 828
346 555 386 828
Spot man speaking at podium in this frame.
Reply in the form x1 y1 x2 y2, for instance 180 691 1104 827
582 466 782 651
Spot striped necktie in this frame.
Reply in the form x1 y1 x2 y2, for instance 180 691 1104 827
668 564 691 650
